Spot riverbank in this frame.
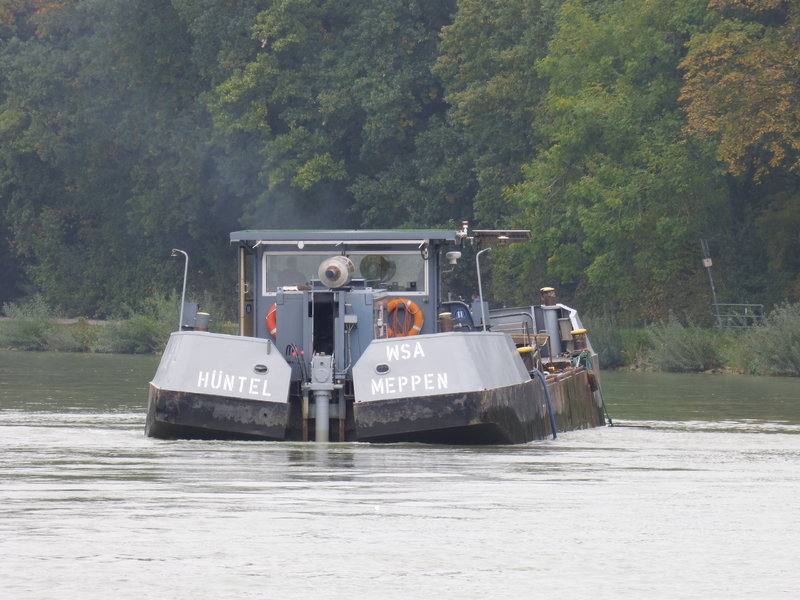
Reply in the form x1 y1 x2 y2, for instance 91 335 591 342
0 315 236 354
585 304 800 377
0 295 234 354
0 314 166 354
2 298 799 376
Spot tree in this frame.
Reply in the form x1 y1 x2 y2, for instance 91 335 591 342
435 0 560 226
681 0 800 302
681 0 800 180
505 0 722 319
207 0 461 229
0 0 240 315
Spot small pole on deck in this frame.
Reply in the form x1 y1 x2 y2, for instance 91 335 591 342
171 248 189 331
476 248 491 331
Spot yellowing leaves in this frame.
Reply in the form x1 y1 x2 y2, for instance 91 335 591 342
291 152 346 190
680 1 800 179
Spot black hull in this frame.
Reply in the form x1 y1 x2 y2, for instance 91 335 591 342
146 385 291 441
354 379 545 444
353 370 603 444
146 369 604 444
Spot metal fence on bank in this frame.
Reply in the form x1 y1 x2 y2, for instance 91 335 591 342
713 303 764 328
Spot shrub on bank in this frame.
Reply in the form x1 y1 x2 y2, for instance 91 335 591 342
745 302 800 376
585 315 625 368
0 296 81 351
95 294 177 354
645 317 725 372
1 292 239 354
0 294 176 354
585 315 652 369
67 317 101 352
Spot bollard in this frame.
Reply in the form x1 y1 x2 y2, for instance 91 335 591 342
195 312 210 332
540 287 557 306
438 312 454 332
571 328 588 351
517 346 534 370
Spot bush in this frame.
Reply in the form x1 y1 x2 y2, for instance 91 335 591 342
584 315 625 368
619 328 651 367
95 293 176 354
0 291 233 354
745 302 800 376
584 316 651 369
0 296 81 351
645 317 725 372
67 317 101 352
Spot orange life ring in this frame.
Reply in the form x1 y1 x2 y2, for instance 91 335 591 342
266 303 277 337
387 297 424 337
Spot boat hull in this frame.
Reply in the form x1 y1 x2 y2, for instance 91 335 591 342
353 379 545 444
354 369 603 444
145 368 604 443
146 384 292 441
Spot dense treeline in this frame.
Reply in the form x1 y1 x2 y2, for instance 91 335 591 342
1 0 798 321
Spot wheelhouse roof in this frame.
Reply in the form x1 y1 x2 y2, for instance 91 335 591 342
230 229 457 244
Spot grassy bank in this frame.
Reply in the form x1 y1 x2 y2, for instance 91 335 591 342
0 295 235 354
585 302 800 377
3 297 800 376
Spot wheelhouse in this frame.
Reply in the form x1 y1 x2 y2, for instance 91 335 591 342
231 229 457 369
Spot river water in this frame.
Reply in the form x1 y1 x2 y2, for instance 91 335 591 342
1 350 799 599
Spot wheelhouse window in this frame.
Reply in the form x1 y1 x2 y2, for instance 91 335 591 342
263 251 426 295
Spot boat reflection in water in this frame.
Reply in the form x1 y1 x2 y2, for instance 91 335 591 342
146 223 608 443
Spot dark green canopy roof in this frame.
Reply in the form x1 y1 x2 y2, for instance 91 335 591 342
230 230 457 244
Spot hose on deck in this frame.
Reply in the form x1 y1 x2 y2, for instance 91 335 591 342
532 368 557 440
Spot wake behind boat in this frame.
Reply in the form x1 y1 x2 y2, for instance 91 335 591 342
146 223 607 443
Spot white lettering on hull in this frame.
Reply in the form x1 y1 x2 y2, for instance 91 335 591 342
386 341 426 361
196 370 271 398
370 371 449 396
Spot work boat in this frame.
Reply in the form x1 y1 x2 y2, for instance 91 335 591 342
146 225 607 443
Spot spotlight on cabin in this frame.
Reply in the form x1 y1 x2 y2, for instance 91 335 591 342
318 255 355 288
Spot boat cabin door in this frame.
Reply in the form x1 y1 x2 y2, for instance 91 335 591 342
310 289 336 356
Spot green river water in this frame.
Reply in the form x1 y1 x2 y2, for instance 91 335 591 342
1 349 798 599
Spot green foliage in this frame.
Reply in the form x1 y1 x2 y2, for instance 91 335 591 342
67 317 100 352
744 303 800 376
206 0 460 229
436 0 561 225
0 292 231 354
619 328 651 367
582 316 651 369
584 315 626 369
0 296 55 351
0 0 798 331
645 317 725 372
507 0 724 320
0 0 241 317
0 295 81 351
639 303 800 376
95 293 177 354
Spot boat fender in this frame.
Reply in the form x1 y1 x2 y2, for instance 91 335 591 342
587 370 599 391
387 297 424 337
266 303 277 337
